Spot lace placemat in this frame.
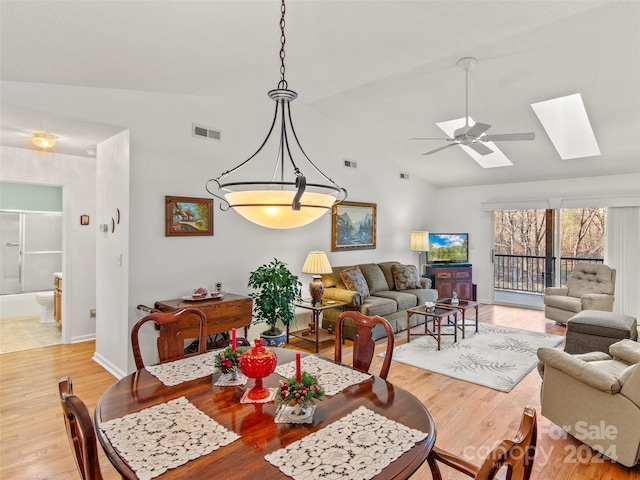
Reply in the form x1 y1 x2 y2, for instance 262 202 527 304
265 406 428 480
99 396 239 480
145 351 221 386
275 355 371 396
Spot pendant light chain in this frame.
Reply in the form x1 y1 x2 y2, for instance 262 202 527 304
278 0 287 89
205 0 347 228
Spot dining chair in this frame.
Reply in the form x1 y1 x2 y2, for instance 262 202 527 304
427 406 537 480
58 376 104 480
334 311 394 379
131 307 208 370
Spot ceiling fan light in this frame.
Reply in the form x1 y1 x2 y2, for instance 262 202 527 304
31 133 56 149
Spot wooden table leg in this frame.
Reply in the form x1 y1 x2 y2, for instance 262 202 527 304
313 310 320 353
453 311 458 343
407 311 412 344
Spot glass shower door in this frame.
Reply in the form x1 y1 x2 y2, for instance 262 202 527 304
21 212 62 292
0 211 62 294
0 212 21 294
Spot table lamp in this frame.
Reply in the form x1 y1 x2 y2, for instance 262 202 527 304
301 251 332 306
410 231 429 271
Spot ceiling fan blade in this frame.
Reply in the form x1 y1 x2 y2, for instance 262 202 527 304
409 137 452 141
483 132 535 142
422 143 458 156
466 122 491 138
468 142 493 155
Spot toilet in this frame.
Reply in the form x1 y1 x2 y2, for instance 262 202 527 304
35 291 55 324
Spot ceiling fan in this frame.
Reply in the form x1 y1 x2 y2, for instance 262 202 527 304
411 57 535 156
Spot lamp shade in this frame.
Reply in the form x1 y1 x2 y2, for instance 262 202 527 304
225 191 335 229
410 231 430 252
301 251 332 275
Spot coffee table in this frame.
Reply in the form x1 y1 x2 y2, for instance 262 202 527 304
406 305 459 350
436 298 480 338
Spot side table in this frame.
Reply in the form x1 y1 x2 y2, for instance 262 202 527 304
288 300 347 353
154 293 252 339
406 305 459 350
436 298 480 338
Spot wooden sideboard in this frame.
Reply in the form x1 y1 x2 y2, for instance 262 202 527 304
154 293 253 339
425 264 474 300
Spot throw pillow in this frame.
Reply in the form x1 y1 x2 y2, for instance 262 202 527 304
392 264 422 290
340 266 370 298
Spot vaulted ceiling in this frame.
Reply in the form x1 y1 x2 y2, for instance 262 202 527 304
2 0 639 188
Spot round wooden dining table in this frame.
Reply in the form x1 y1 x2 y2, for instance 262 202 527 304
95 348 436 479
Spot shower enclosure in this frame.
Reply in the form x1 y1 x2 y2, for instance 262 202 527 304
0 210 62 294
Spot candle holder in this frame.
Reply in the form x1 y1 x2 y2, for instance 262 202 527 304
239 339 277 400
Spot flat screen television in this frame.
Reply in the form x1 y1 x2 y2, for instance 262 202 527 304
427 233 469 264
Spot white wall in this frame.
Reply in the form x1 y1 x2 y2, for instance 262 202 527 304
94 131 130 378
435 173 640 304
0 146 97 343
3 81 438 374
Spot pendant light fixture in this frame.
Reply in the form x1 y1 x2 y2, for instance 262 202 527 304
206 0 347 229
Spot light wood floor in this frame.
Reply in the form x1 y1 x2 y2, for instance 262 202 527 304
0 305 637 479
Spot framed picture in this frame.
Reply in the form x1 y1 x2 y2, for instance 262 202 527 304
165 196 213 236
331 201 376 251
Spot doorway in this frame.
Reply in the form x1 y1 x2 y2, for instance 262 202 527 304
492 207 606 308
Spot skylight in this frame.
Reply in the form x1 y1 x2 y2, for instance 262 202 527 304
531 93 600 160
436 118 513 168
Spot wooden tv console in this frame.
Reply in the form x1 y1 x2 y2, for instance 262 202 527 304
425 264 474 300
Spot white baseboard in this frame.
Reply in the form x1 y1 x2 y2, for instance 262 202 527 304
92 351 127 380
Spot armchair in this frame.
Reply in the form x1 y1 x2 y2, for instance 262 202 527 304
543 263 615 324
537 339 640 467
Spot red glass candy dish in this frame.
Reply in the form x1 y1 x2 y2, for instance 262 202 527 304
239 339 277 400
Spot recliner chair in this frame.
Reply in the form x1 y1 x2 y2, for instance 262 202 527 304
537 339 640 467
543 263 615 325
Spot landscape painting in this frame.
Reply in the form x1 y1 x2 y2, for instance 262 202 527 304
331 201 376 251
165 196 213 236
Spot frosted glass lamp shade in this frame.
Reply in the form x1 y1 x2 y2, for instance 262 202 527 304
410 231 430 252
224 191 334 229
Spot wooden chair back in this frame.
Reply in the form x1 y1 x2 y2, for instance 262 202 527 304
334 311 394 379
428 406 537 480
131 308 208 370
58 377 104 480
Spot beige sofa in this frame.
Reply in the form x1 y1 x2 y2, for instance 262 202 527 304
543 263 616 324
537 339 640 467
320 261 438 340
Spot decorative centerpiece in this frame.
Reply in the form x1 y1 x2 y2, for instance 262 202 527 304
425 301 436 312
276 371 325 418
214 345 245 381
239 339 278 400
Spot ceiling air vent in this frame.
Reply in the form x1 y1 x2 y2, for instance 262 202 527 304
192 124 221 141
400 172 410 180
344 159 357 168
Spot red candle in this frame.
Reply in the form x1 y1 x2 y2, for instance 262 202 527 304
231 328 237 352
296 351 301 382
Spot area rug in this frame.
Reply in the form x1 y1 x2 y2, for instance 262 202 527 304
382 323 564 392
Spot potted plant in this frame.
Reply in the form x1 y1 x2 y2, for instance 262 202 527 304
248 258 298 347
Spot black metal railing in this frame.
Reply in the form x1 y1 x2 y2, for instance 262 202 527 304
494 254 603 293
